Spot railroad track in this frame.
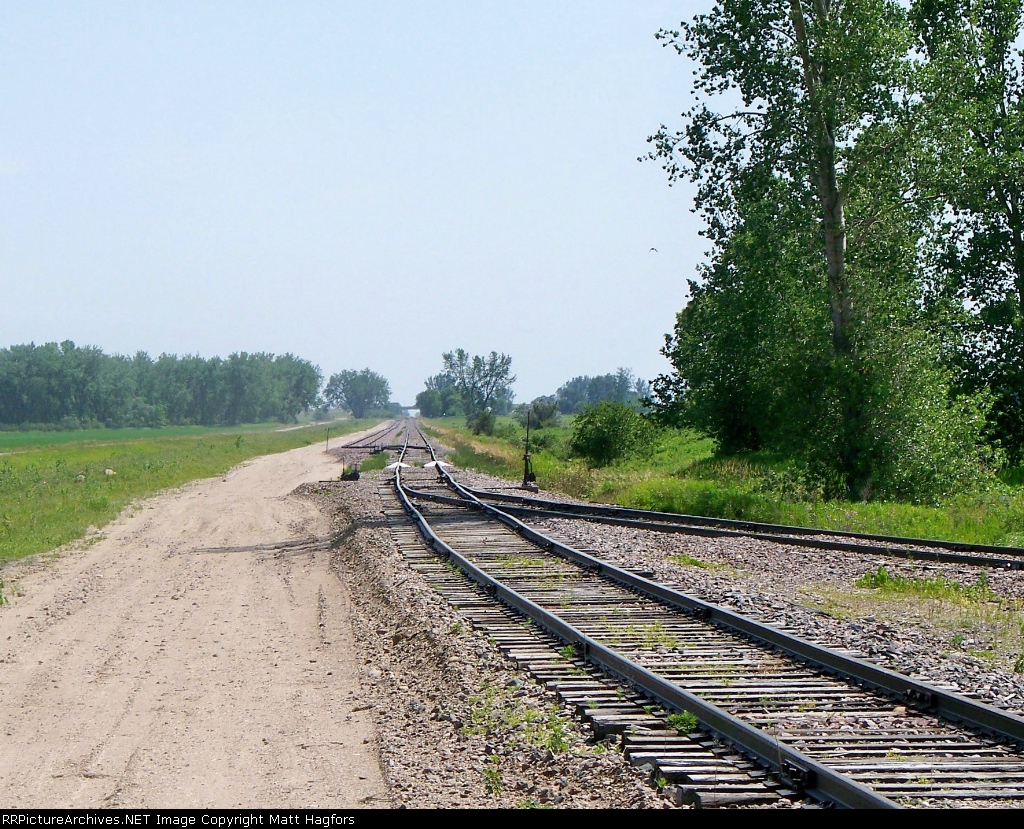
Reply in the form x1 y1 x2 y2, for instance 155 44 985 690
318 418 411 476
382 422 1024 808
335 418 409 451
378 484 792 807
421 485 1024 572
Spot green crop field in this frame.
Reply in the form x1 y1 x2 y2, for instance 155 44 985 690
0 418 381 563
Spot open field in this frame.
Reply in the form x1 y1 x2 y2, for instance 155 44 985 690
422 417 1024 547
0 422 310 452
0 418 381 564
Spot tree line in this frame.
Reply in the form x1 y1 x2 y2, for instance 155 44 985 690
510 369 652 433
0 341 322 429
553 368 651 414
644 0 1024 501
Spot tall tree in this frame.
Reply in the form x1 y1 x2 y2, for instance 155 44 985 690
324 369 391 419
649 0 914 359
273 353 323 422
435 349 516 434
647 0 993 497
442 350 515 414
914 0 1024 459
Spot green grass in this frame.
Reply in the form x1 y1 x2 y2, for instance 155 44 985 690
855 565 997 602
356 451 391 472
802 568 1024 672
0 422 300 452
482 760 503 795
668 553 723 570
0 418 381 563
624 622 679 648
463 681 574 754
666 711 699 735
422 417 1024 548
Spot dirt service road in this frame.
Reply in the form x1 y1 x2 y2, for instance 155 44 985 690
0 429 388 808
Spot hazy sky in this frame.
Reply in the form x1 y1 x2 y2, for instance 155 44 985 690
0 2 706 404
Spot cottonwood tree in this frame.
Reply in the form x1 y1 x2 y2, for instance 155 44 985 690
914 0 1024 459
646 0 993 498
324 369 391 419
436 349 516 434
650 0 915 356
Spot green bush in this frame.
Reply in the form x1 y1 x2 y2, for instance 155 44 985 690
514 397 561 429
529 430 564 453
492 422 520 442
468 409 496 435
568 402 658 467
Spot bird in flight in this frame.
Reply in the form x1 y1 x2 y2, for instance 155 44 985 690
649 247 658 252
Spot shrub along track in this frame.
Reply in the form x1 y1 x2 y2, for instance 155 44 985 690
391 421 1024 808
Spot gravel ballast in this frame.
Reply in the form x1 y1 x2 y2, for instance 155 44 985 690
306 437 1024 808
301 474 668 809
446 478 1024 714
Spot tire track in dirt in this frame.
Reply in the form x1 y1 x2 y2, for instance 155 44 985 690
0 429 389 808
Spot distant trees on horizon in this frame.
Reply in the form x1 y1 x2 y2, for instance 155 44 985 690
555 368 650 414
0 341 322 429
414 357 652 430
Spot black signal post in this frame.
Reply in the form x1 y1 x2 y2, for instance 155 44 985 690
523 411 537 490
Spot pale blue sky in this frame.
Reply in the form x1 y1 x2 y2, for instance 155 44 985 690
0 2 704 404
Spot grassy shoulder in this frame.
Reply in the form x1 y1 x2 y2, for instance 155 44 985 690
0 418 382 563
421 416 1024 547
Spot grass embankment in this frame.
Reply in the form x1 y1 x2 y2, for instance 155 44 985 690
421 417 1024 547
0 418 381 563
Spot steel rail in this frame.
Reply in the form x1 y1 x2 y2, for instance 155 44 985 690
460 484 1024 565
392 443 897 808
340 419 409 449
407 425 1024 745
401 484 1024 571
